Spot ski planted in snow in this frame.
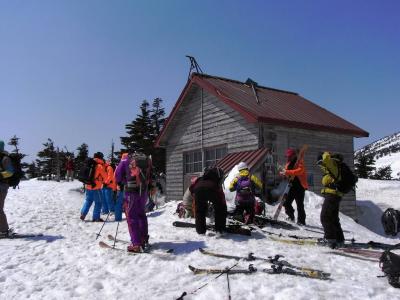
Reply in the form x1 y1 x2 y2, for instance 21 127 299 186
273 144 308 221
189 264 257 275
198 248 330 278
263 264 330 280
0 233 44 239
172 221 251 236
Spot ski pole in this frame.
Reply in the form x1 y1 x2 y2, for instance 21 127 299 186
95 211 111 240
176 261 239 300
112 222 120 249
226 272 231 300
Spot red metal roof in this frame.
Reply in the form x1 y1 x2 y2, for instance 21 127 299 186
155 73 369 147
216 148 269 174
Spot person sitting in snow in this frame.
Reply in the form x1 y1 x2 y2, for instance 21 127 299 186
317 151 345 249
115 152 151 253
190 167 226 234
229 162 263 224
280 148 308 226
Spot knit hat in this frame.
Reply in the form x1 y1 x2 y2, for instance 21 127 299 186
285 148 296 158
0 140 4 152
94 152 104 159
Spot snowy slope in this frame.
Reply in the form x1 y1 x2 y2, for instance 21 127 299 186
356 131 400 179
1 179 400 300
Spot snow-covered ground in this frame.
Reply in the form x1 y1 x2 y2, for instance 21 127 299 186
1 179 400 299
356 178 400 237
375 152 400 179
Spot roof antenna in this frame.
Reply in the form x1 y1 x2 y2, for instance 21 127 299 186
186 55 203 80
246 78 260 104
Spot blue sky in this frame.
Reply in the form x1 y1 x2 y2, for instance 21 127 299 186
1 0 399 162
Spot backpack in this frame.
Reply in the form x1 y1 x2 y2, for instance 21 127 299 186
125 153 152 193
78 158 97 185
331 154 358 194
0 153 24 189
380 250 400 288
382 208 400 236
237 176 253 196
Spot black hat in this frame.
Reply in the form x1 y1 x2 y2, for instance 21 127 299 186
94 152 104 159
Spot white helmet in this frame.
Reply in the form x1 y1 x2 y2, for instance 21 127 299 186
237 162 248 171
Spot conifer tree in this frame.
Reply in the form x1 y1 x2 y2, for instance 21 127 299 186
373 165 392 180
150 97 166 173
7 135 28 170
75 143 89 174
354 153 376 179
121 100 153 154
26 161 38 178
36 139 56 176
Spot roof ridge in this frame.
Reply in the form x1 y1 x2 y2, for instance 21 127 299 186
192 72 298 96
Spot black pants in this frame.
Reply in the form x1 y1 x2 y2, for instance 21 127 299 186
283 187 306 224
194 188 227 234
234 199 255 224
320 194 344 242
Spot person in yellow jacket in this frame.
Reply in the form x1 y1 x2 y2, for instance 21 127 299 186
80 152 107 222
229 162 263 224
317 151 345 249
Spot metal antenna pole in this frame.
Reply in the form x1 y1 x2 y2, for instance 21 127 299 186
186 55 204 80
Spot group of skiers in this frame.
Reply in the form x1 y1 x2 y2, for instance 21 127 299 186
80 151 154 253
181 147 347 249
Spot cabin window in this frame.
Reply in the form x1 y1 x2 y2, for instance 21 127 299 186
205 146 227 167
184 151 202 174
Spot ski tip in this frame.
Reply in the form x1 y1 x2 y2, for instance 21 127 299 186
188 265 195 272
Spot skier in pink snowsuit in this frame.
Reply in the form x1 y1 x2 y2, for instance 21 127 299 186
115 153 149 253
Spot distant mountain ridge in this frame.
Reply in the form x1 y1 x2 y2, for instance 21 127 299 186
355 131 400 179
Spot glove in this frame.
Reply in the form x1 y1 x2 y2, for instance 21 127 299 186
118 183 124 191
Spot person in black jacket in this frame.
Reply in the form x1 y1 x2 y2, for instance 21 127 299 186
190 167 226 234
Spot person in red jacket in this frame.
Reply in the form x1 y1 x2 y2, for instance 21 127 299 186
280 148 308 225
65 157 74 182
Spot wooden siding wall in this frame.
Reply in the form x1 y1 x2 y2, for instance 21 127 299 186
165 85 259 202
262 124 357 219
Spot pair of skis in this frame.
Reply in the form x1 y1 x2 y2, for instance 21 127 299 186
194 248 330 280
172 221 252 236
99 234 174 255
267 234 399 250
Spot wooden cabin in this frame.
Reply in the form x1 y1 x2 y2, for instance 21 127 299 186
155 73 369 219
